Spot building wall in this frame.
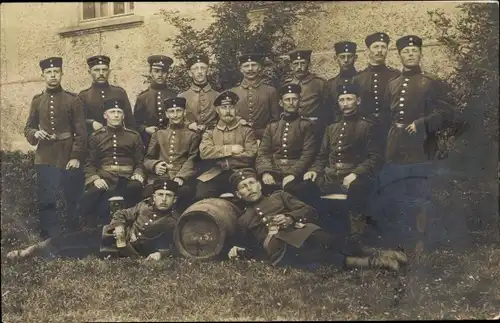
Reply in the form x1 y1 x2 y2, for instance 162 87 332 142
0 1 462 151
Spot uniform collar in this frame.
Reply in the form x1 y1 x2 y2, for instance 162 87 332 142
402 66 422 77
281 111 300 121
92 81 110 89
367 64 387 72
216 118 240 131
190 82 212 93
105 125 125 133
240 77 264 89
168 122 186 130
291 72 314 84
339 67 357 78
342 108 360 121
46 85 63 94
150 83 168 90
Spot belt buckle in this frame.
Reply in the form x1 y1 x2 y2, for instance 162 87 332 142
280 159 289 165
373 113 380 118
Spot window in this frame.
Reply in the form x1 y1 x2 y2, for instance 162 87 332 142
82 2 135 21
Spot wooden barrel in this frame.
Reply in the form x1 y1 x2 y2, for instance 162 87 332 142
173 198 242 260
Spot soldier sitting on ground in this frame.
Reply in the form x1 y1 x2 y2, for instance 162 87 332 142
6 179 181 261
227 168 407 271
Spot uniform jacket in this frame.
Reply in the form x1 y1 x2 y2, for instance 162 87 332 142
133 83 177 137
84 126 145 186
231 78 281 139
237 191 319 249
24 86 87 168
78 82 136 134
198 117 258 182
323 67 358 124
383 67 454 164
256 112 316 178
352 64 399 122
178 83 219 128
144 122 201 181
108 198 180 258
312 110 384 179
283 73 326 119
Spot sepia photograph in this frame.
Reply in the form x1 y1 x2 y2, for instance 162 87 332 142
1 1 499 321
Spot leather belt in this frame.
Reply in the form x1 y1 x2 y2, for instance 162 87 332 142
303 117 318 121
335 163 355 169
277 158 298 165
102 165 134 173
49 132 73 140
394 123 407 128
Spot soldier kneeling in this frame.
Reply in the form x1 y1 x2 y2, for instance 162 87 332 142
227 168 407 271
6 179 181 261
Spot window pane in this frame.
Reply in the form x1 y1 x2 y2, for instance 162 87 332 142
114 2 125 15
82 2 96 19
129 2 134 11
100 2 109 17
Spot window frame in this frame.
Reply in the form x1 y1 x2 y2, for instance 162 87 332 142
79 2 135 23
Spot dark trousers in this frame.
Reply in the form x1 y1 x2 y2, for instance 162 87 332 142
194 171 232 201
36 165 85 239
81 178 144 227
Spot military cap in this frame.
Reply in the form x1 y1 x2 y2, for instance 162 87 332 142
229 168 258 189
87 55 111 68
186 54 210 68
102 98 124 111
336 83 361 97
213 90 239 107
39 57 62 70
289 49 312 62
396 35 423 52
334 41 357 54
278 84 302 97
163 97 187 110
147 55 173 70
238 53 264 65
151 179 179 194
365 32 391 48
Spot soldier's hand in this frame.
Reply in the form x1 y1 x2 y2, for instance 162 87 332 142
145 126 159 135
66 159 80 170
228 246 246 260
342 173 358 189
146 252 162 261
256 139 261 146
197 125 206 132
173 177 184 186
131 173 144 184
155 162 168 175
231 145 244 155
274 214 294 228
188 122 198 131
262 173 276 185
94 178 109 190
405 122 417 135
303 171 318 182
34 130 51 140
282 175 295 188
92 121 104 131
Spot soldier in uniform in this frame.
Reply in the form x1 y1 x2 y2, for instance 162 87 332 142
353 32 400 125
256 84 316 199
24 57 87 238
179 54 220 132
195 91 258 200
283 49 327 146
81 98 146 227
231 53 281 141
134 55 177 147
78 55 135 136
6 179 181 261
144 97 201 212
378 35 454 253
227 169 407 271
302 83 384 241
323 41 358 124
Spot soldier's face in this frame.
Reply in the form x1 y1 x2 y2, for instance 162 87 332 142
338 94 361 115
368 42 388 65
336 53 357 71
216 105 237 124
152 189 177 211
188 62 209 85
41 67 63 88
166 107 185 125
240 61 262 80
103 108 124 127
280 93 301 113
150 67 169 85
89 64 110 83
291 58 309 78
399 46 422 67
236 177 263 202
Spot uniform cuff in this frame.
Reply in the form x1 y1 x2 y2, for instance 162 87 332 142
85 175 101 186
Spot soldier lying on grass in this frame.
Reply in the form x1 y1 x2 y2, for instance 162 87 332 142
227 168 408 271
6 179 181 261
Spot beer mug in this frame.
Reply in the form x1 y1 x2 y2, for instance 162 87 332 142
114 225 126 248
